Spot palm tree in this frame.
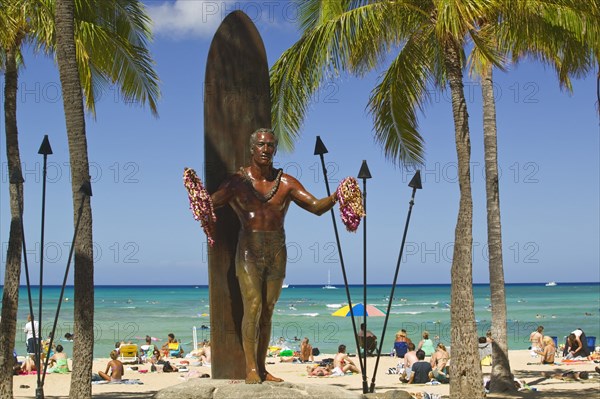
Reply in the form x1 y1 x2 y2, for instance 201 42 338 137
1 0 159 396
55 2 94 395
0 2 50 395
270 1 499 396
470 1 598 391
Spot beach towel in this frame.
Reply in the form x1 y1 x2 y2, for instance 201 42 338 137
92 379 143 385
559 359 590 364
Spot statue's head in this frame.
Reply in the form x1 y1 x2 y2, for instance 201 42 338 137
250 128 278 150
250 128 277 164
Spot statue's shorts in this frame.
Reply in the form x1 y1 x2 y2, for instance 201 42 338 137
236 230 287 281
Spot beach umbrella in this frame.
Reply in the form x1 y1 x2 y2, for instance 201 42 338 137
331 303 386 317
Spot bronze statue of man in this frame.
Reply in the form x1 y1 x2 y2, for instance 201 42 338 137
210 128 337 383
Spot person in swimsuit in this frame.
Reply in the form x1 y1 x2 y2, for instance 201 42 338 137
332 344 359 375
529 325 544 356
417 331 435 356
306 363 333 376
300 337 314 363
429 343 449 383
536 336 556 364
210 128 338 384
99 350 124 382
48 344 70 373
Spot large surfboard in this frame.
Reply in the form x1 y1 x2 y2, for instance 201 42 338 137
204 11 271 379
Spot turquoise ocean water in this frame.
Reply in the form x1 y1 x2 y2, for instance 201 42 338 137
1 283 599 358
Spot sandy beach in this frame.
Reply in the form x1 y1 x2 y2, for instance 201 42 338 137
11 349 600 398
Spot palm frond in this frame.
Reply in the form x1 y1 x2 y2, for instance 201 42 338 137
368 26 438 166
271 1 429 152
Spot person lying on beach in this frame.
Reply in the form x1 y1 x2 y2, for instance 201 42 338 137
543 370 589 381
13 355 36 375
99 350 124 382
279 355 302 363
333 344 359 375
306 363 333 376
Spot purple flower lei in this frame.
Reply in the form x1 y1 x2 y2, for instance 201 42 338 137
336 177 366 232
183 168 216 246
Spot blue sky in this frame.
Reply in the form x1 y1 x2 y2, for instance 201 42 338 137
0 1 598 286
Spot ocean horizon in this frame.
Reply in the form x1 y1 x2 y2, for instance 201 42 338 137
7 281 599 287
2 282 598 358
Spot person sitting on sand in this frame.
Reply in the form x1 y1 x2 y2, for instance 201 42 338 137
188 341 211 365
333 344 359 375
535 336 556 364
529 325 544 357
199 341 211 365
150 348 164 364
429 343 449 383
417 331 435 357
48 345 70 373
140 335 158 362
394 329 412 358
161 333 176 356
399 342 418 383
408 349 432 384
478 336 492 366
306 363 333 376
300 337 314 363
98 350 124 382
358 323 377 355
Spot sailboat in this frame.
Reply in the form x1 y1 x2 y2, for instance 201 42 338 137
322 269 337 289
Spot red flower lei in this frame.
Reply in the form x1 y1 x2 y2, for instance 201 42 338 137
183 168 216 246
336 177 365 232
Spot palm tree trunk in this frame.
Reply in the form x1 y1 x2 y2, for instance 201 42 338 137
55 1 95 397
481 65 515 392
0 46 24 399
443 39 483 399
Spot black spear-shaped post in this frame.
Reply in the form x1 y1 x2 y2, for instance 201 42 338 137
36 135 52 399
369 170 422 393
41 181 92 387
313 136 365 377
357 160 371 394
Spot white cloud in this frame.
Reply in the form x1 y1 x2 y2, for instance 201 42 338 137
145 0 233 39
145 1 299 40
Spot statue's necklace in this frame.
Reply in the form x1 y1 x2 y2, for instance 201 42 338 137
240 167 283 202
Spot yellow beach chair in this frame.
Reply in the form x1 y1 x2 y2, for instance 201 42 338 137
118 344 139 363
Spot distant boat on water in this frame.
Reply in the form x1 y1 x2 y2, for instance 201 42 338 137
322 269 337 290
545 281 557 287
282 283 289 288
